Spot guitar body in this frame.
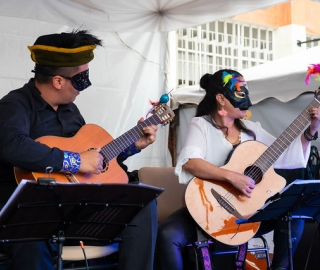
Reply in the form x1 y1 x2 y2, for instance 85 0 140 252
185 140 286 246
15 124 128 184
14 104 175 185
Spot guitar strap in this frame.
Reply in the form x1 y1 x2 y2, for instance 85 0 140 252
235 242 248 270
195 227 213 270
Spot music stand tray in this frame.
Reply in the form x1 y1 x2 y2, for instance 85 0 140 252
236 179 320 270
0 179 163 269
236 179 320 224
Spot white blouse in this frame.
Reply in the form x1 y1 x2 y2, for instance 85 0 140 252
175 116 311 184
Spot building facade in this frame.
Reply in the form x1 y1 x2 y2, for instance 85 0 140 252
177 0 320 87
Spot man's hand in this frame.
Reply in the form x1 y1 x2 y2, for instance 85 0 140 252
79 147 104 174
134 117 158 150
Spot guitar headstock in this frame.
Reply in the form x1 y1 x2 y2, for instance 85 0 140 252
153 104 175 125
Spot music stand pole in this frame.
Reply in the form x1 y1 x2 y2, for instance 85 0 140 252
283 212 293 270
51 231 65 270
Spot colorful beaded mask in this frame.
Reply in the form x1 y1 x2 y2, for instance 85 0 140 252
222 71 252 110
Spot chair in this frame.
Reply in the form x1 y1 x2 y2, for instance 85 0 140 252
0 244 118 270
62 243 119 270
138 166 186 223
62 167 183 269
138 166 272 270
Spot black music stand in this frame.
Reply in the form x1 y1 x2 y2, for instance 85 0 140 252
236 179 320 270
0 179 163 270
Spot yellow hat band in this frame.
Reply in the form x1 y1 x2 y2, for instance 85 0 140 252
28 44 96 67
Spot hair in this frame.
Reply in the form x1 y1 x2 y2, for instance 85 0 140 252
34 66 80 84
34 29 103 84
196 69 256 139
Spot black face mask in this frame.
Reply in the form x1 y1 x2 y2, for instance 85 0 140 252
32 68 92 91
224 84 252 110
60 69 91 91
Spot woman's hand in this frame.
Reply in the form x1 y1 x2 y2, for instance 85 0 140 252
309 106 320 134
183 158 255 198
227 171 255 198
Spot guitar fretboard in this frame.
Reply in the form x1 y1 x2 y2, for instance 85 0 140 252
253 98 320 175
99 106 170 162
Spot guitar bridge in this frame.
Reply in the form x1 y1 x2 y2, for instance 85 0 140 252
211 188 244 219
65 173 79 183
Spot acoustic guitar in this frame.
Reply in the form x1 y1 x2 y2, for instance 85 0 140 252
15 104 175 184
185 91 320 246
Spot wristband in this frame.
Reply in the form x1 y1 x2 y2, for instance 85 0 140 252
304 126 318 141
121 143 141 159
62 151 81 174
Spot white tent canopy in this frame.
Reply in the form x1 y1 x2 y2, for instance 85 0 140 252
171 45 320 110
0 0 288 33
0 0 289 171
241 45 320 104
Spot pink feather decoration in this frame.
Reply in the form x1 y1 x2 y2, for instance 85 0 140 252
305 64 320 85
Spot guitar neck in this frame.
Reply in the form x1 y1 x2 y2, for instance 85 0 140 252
100 111 163 161
255 98 320 174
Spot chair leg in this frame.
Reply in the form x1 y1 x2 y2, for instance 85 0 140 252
259 235 271 269
192 233 272 270
246 235 272 270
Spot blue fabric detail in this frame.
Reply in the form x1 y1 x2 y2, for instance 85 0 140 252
62 151 81 174
121 143 141 159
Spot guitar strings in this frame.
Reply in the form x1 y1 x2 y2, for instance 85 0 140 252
220 99 320 210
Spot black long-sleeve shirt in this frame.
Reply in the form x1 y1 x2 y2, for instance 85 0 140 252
0 79 86 203
0 79 85 202
0 79 138 204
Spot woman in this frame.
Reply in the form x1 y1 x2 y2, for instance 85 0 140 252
155 69 320 270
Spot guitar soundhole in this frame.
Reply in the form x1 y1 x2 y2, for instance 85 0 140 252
88 147 109 173
101 159 109 173
244 165 263 184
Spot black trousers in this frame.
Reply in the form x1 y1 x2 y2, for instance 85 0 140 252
155 207 304 270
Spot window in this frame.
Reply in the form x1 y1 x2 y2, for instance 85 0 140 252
306 35 320 49
177 20 275 87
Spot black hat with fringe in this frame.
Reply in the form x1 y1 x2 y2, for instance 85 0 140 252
28 30 102 67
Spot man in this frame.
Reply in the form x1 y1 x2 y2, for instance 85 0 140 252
0 29 158 270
